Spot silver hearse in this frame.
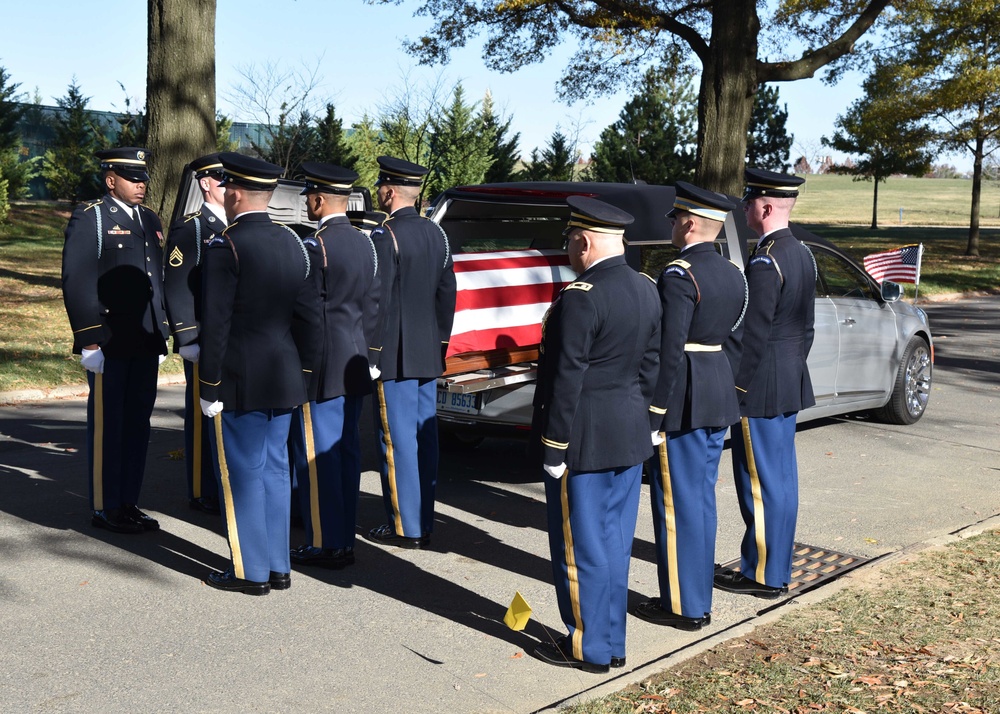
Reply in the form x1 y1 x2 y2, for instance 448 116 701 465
429 181 933 449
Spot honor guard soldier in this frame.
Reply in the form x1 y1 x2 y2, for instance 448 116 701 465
531 196 661 673
714 168 816 600
289 162 380 569
632 182 747 630
61 146 168 534
366 156 456 549
163 153 226 515
347 209 387 236
199 152 321 595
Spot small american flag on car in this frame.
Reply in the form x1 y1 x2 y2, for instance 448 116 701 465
447 249 576 358
862 243 924 285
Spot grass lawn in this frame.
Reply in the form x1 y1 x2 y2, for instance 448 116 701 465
565 529 1000 714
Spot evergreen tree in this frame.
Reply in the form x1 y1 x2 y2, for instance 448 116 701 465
104 84 147 149
480 90 520 183
41 80 104 203
425 83 493 197
746 85 793 172
0 65 37 215
587 65 697 184
215 113 239 152
346 114 384 190
521 131 576 181
516 148 549 181
313 103 357 170
254 107 316 178
0 66 24 156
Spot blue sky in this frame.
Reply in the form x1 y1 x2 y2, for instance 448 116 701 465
2 0 968 172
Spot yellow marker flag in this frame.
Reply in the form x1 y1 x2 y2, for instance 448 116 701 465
504 591 532 631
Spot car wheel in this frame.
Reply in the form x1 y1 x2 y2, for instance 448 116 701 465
874 336 932 425
439 428 486 452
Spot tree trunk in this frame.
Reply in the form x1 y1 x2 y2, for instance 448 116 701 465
695 1 759 197
966 134 983 257
871 179 879 230
146 0 216 230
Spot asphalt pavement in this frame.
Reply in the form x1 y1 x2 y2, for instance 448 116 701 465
1 296 998 713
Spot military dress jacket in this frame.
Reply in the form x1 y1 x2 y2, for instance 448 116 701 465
61 195 168 357
734 227 817 418
300 215 380 401
532 255 661 472
369 206 457 380
198 212 321 411
649 243 747 433
163 204 226 350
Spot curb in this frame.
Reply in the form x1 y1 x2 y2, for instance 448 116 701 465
0 372 187 406
540 512 1000 713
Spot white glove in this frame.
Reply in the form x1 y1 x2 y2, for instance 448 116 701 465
369 364 381 380
543 463 567 480
179 344 201 363
200 398 224 418
158 354 167 365
652 430 665 446
80 347 105 374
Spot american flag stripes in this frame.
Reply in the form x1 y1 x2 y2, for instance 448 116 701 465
447 249 576 358
862 243 924 285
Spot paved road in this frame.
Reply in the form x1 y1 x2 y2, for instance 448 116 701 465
1 297 997 713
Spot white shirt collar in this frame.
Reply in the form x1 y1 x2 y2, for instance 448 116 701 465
203 202 226 222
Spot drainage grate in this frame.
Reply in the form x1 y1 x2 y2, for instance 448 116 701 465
719 542 871 594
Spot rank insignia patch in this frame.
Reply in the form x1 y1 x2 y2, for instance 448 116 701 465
168 246 184 267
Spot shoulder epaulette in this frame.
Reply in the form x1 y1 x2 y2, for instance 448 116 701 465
665 259 700 302
83 199 103 212
640 272 656 283
183 211 202 223
564 281 593 292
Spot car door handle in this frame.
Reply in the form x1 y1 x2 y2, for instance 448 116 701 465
842 317 856 325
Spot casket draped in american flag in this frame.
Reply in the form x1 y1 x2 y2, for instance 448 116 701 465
447 249 576 359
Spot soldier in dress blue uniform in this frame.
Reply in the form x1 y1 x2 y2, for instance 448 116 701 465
714 168 816 600
288 162 380 569
347 209 387 236
199 153 321 595
365 156 456 549
531 196 661 674
163 153 226 515
631 182 747 630
61 147 168 534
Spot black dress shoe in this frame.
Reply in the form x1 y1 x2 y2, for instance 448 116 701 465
713 569 787 599
205 570 270 596
631 599 708 630
91 509 144 534
121 504 160 531
290 544 355 568
189 497 221 515
533 638 610 674
366 524 429 549
269 572 291 590
610 656 626 669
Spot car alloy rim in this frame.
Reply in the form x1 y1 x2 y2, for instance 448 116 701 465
904 343 932 418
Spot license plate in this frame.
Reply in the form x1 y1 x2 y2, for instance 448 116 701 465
436 389 481 415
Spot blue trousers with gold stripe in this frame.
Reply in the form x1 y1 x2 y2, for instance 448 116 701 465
86 355 158 511
373 378 438 538
544 464 642 666
648 427 726 619
289 396 364 549
730 414 799 588
182 360 219 502
209 409 293 583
